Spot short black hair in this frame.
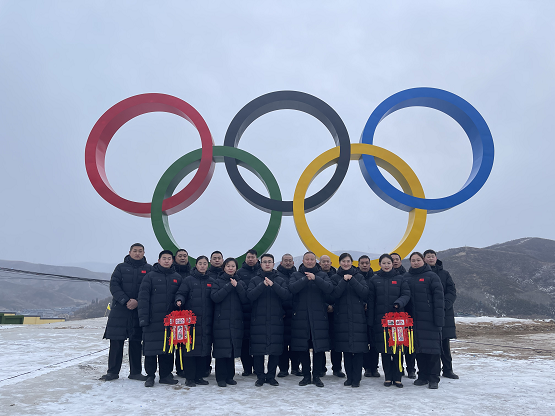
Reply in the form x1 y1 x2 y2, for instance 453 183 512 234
196 255 209 263
211 250 223 258
379 253 393 263
158 250 173 259
130 243 144 251
176 249 188 255
261 253 274 262
223 257 238 269
247 249 258 256
339 252 353 262
303 251 316 259
358 255 370 262
423 249 437 257
410 252 425 261
390 252 401 259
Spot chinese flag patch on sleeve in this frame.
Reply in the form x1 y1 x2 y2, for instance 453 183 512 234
207 283 212 287
141 270 147 274
173 279 177 283
419 278 425 282
392 281 397 284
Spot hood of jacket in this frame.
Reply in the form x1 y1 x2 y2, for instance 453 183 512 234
124 255 147 268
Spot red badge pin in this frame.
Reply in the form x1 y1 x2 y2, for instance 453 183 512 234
207 283 212 287
392 281 397 284
141 270 147 274
419 278 424 282
173 279 177 283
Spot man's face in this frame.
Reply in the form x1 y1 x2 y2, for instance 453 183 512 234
246 253 258 267
260 256 274 272
175 251 189 265
281 255 294 269
319 255 331 271
129 246 145 261
211 253 223 267
303 253 317 269
159 254 173 268
358 258 371 273
424 253 437 266
391 254 402 269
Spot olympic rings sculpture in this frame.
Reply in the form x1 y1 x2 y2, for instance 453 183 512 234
85 89 494 269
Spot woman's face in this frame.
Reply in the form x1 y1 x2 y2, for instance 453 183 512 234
380 258 393 272
339 256 352 270
196 258 209 273
410 255 424 268
224 261 236 275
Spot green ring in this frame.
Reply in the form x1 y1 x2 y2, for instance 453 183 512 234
151 145 283 267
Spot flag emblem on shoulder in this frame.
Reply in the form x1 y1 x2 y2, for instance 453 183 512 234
207 283 212 287
419 278 424 282
141 270 147 273
173 279 177 283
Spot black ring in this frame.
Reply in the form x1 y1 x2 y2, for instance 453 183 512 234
223 90 351 215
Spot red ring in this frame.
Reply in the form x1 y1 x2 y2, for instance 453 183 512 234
85 93 215 217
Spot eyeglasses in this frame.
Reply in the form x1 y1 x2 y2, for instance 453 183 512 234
261 261 274 265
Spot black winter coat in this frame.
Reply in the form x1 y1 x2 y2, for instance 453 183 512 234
174 262 191 278
394 265 407 275
276 264 297 345
104 256 152 341
248 270 292 356
430 260 457 339
175 268 215 357
237 261 261 339
208 266 223 279
330 267 369 353
404 265 445 354
138 263 182 356
210 272 248 359
367 269 411 353
289 264 333 353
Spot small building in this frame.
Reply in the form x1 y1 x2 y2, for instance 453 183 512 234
0 312 65 325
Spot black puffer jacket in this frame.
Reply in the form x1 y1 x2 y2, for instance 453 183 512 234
403 265 444 354
395 265 407 275
210 272 248 359
138 263 182 356
175 268 215 357
237 261 261 339
248 270 292 356
321 266 336 278
104 255 152 341
207 266 223 279
289 264 333 353
174 262 191 278
367 269 411 353
276 264 297 345
430 260 457 339
330 267 369 353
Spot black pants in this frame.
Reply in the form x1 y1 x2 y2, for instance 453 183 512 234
416 353 440 383
278 344 300 373
441 338 453 372
320 349 343 372
144 353 173 379
382 353 403 382
404 352 416 373
297 350 324 377
182 355 209 381
363 345 379 371
215 353 236 382
343 352 363 383
107 339 142 375
253 355 279 381
241 337 254 374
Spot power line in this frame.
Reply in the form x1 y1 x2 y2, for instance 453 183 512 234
0 267 110 286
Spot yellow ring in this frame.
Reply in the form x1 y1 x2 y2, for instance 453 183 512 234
293 143 427 270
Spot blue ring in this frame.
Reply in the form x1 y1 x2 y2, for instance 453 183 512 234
359 87 494 213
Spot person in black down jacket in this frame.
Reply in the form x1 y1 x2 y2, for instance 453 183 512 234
101 243 152 382
404 252 444 389
289 252 333 388
391 252 407 275
424 249 458 379
318 255 343 378
175 255 214 387
330 253 369 388
208 251 224 278
138 250 182 387
367 254 411 388
358 255 380 379
210 257 248 387
276 253 300 378
393 252 414 378
247 253 292 387
236 249 260 376
173 248 191 377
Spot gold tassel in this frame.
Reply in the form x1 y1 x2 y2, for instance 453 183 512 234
186 327 191 352
383 329 387 353
169 330 174 353
393 330 397 355
192 325 196 350
398 349 402 373
163 327 167 352
180 345 183 370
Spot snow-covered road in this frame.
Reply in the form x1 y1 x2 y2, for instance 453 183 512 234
0 318 553 415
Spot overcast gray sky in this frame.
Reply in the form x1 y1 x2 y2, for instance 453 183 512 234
0 0 553 266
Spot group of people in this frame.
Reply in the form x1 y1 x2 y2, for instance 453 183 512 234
101 244 458 390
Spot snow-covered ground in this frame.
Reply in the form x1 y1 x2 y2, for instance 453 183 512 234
0 318 554 415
